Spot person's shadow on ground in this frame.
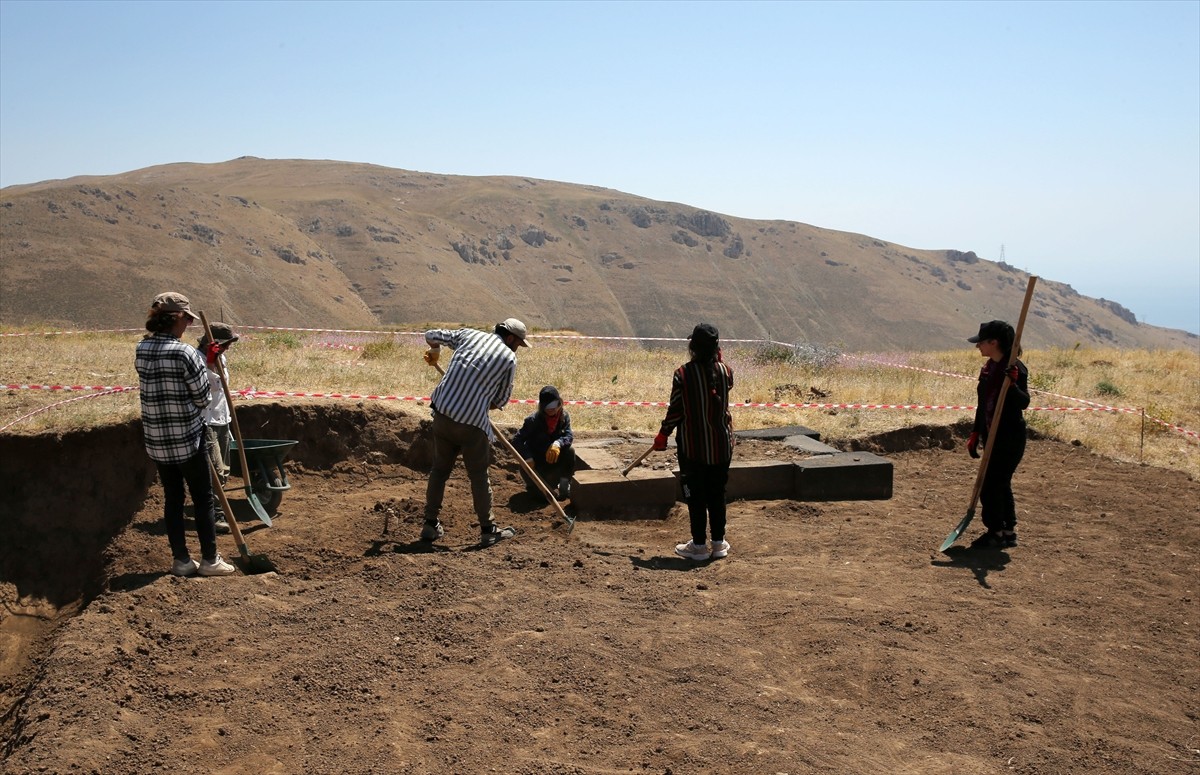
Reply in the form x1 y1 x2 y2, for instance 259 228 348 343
931 546 1010 588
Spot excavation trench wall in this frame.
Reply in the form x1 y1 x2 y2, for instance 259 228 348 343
0 402 431 609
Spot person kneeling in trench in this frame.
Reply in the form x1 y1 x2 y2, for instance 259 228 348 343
511 385 576 501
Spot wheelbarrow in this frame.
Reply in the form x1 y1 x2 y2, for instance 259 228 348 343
227 439 299 525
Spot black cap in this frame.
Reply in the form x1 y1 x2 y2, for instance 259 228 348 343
968 320 1013 344
198 322 240 348
688 323 719 345
539 385 562 410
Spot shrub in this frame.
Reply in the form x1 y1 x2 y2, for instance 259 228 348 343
361 340 399 360
1029 372 1059 391
260 332 301 349
750 342 841 370
751 343 794 366
1096 380 1121 397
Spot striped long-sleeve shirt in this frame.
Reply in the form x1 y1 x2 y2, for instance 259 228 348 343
659 358 734 464
135 333 211 464
426 328 517 440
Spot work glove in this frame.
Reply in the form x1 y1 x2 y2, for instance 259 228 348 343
967 432 980 459
545 443 560 464
1006 366 1020 384
424 346 440 367
203 341 222 367
652 432 669 451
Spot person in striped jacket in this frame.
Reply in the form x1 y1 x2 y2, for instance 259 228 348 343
653 323 735 562
420 318 529 547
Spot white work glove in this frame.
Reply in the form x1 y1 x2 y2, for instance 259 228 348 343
424 346 440 367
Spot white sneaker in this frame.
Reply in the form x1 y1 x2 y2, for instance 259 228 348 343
198 554 236 576
674 540 711 561
171 557 199 577
710 540 730 559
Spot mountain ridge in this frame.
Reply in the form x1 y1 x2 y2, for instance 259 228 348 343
1 157 1193 351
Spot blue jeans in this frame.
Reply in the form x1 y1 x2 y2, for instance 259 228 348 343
425 411 495 531
156 448 218 562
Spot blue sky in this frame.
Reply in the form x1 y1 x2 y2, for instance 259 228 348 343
2 0 1197 333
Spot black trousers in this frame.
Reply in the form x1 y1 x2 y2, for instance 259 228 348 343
679 455 729 544
156 448 218 562
521 446 577 494
980 431 1026 533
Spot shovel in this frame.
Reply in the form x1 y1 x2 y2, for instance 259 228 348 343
939 276 1037 552
621 445 655 477
430 361 576 534
208 457 277 574
199 311 272 525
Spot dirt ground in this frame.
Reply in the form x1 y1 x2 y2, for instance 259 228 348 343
2 402 1198 774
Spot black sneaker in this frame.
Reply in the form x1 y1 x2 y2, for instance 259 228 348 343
419 521 444 542
1002 532 1018 548
969 531 1003 549
480 526 516 547
557 477 571 501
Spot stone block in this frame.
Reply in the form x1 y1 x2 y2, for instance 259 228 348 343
726 460 799 501
571 468 677 518
573 447 621 471
794 452 892 501
781 435 840 455
735 425 821 441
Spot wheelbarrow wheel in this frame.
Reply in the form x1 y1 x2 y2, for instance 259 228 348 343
252 474 284 515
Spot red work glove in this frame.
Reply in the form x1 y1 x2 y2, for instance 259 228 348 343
1006 366 1019 384
203 341 222 367
967 432 980 459
652 432 669 451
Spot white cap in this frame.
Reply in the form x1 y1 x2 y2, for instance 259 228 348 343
499 317 531 347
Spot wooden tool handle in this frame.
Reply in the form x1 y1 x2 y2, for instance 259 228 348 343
621 445 655 477
965 276 1038 510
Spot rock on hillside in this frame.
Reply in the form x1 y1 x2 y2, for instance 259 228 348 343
1 157 1193 351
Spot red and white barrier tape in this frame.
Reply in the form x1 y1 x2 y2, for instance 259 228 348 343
0 388 128 431
3 384 138 392
4 382 1196 442
0 328 143 337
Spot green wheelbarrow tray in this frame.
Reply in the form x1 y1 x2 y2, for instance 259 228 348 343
228 439 300 525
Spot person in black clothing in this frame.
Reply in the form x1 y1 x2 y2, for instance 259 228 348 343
512 385 576 501
653 323 735 561
966 319 1031 549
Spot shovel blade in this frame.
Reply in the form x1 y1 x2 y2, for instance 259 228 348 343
243 487 274 526
939 508 976 553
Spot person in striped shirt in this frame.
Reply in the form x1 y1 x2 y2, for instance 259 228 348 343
420 318 529 547
134 292 235 577
653 323 735 562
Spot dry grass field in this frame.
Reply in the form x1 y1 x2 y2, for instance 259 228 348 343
2 323 1196 478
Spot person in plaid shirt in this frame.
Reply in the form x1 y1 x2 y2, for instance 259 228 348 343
135 292 234 577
